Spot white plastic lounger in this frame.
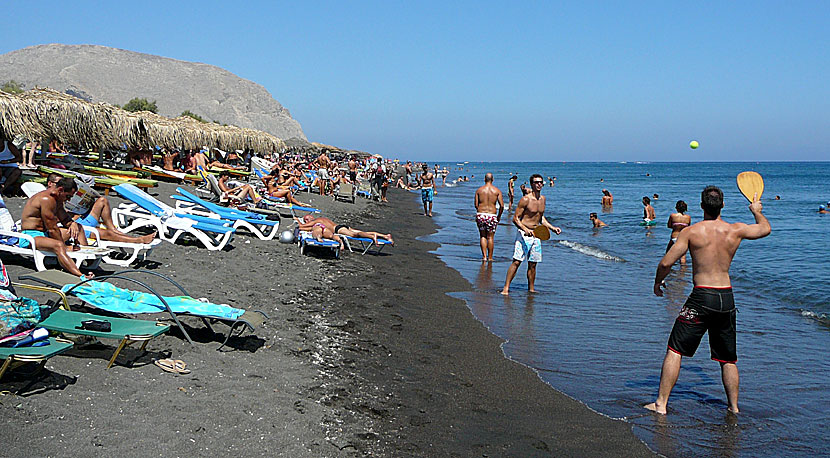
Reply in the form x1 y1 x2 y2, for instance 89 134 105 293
297 231 341 259
172 188 280 241
111 184 235 251
0 230 110 271
21 182 160 266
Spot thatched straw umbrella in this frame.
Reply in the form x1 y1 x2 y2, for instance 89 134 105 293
0 87 286 154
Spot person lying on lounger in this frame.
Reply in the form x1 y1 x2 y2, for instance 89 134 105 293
295 215 344 249
20 177 92 277
45 173 157 245
296 214 394 246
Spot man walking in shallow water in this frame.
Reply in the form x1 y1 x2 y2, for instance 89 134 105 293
501 174 561 295
474 173 504 261
646 186 770 415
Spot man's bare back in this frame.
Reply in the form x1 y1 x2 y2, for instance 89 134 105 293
657 195 770 290
474 182 504 216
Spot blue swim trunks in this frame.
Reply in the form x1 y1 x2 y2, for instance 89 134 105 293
19 229 46 248
421 187 434 203
75 214 99 228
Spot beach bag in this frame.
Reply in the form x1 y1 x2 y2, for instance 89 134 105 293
0 296 41 340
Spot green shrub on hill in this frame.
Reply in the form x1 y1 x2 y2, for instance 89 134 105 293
181 110 207 122
1 80 24 94
123 97 158 113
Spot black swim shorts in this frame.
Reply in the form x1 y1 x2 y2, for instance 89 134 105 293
334 224 348 234
667 287 737 363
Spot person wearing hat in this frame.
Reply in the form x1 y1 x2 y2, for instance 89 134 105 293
819 205 829 214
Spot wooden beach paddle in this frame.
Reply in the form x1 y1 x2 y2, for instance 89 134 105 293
533 225 551 241
737 171 764 202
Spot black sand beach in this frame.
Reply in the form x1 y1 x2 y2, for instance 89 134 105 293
0 183 653 456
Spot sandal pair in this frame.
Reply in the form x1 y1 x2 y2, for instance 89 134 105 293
154 358 191 374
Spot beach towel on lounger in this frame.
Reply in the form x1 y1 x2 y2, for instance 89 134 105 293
61 281 244 320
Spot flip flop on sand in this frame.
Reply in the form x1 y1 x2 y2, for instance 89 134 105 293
154 358 191 375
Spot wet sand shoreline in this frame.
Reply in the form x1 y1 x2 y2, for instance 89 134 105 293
0 183 653 456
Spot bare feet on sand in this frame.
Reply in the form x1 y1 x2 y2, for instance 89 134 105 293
140 231 158 244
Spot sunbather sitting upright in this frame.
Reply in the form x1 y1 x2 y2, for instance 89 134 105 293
20 177 93 277
45 173 157 245
296 214 394 246
218 171 262 204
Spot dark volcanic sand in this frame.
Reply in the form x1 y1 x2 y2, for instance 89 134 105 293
0 184 653 456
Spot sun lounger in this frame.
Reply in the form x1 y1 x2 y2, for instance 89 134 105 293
10 281 170 368
342 236 393 255
333 182 356 204
207 167 319 219
172 187 280 241
298 231 341 259
21 182 161 267
111 183 235 251
0 336 73 381
18 269 267 349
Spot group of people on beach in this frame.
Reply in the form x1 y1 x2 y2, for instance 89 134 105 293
471 171 771 415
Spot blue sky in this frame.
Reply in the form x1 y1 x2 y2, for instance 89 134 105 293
1 1 827 161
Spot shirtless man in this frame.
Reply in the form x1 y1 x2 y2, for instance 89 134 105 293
45 174 156 245
405 161 413 186
20 177 92 277
419 164 436 217
347 156 358 184
590 212 607 228
501 174 561 295
601 189 613 207
297 214 393 247
474 173 504 261
507 175 517 210
645 186 770 415
193 149 239 171
642 196 656 222
315 150 331 195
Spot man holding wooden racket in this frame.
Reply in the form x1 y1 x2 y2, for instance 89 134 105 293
646 180 771 415
501 174 561 295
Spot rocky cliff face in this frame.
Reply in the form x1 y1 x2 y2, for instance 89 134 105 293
0 44 306 140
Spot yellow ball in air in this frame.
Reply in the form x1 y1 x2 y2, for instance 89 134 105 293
689 140 699 149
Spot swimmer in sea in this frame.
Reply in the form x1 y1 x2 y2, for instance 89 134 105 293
589 212 607 228
642 196 656 222
507 175 517 210
646 186 770 415
474 173 504 261
666 200 691 265
819 205 829 214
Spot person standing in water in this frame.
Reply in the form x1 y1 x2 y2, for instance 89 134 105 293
642 196 656 222
501 174 561 295
507 175 517 211
474 173 504 261
666 200 691 265
646 186 770 415
601 189 613 207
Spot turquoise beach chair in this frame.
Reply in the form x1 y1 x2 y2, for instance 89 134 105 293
298 231 341 259
111 183 236 251
172 187 281 241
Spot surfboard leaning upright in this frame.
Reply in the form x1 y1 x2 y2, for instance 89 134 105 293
737 171 764 202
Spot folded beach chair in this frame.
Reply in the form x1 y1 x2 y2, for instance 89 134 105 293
18 269 267 349
342 236 393 255
21 182 161 267
7 281 169 368
333 181 356 204
111 183 235 251
298 231 341 259
0 335 73 381
172 187 280 241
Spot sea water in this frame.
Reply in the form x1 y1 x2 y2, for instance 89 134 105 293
421 161 829 457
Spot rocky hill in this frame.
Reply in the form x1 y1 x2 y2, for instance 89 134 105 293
0 44 306 140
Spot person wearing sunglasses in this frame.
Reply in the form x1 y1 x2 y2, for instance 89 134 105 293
501 174 561 295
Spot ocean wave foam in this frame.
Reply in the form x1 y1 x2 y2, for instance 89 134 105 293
557 240 625 262
800 310 829 324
